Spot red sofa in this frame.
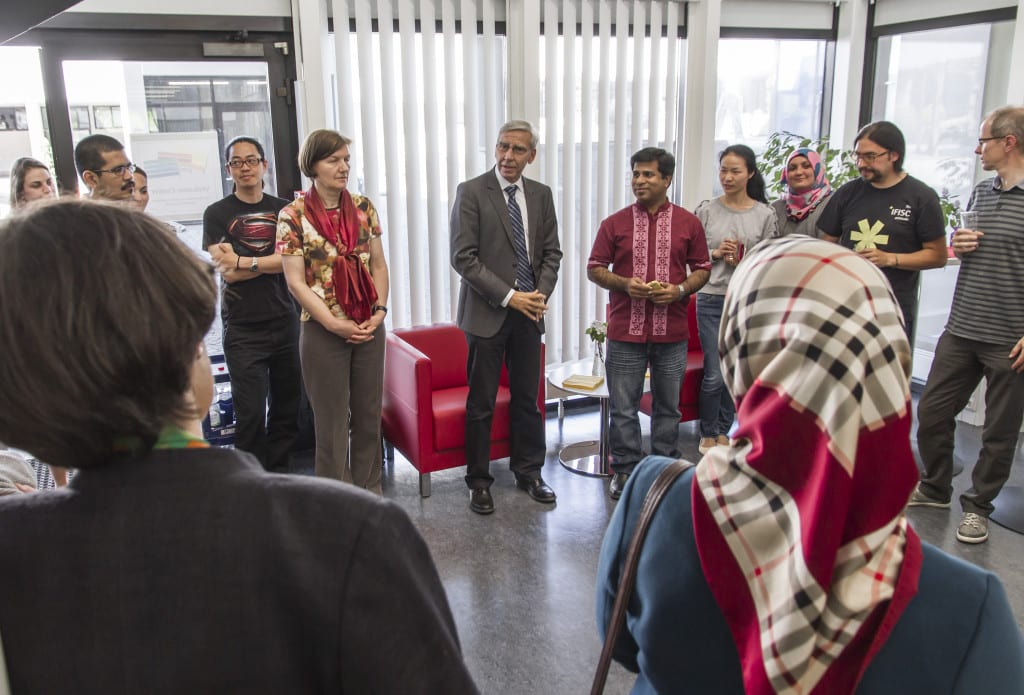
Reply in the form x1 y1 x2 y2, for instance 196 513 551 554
382 323 545 497
638 298 704 422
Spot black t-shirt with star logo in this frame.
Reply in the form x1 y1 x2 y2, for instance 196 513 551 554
817 174 946 300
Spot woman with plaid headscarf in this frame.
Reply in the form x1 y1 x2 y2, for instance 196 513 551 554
596 236 1023 694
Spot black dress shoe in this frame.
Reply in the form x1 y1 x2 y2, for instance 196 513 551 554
515 476 556 503
609 472 630 500
470 488 494 515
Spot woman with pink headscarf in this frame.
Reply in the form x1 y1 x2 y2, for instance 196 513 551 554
771 147 833 237
596 236 1023 694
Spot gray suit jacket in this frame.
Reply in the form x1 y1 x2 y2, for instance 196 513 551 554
450 168 562 338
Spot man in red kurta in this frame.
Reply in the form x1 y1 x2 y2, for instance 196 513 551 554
587 147 711 499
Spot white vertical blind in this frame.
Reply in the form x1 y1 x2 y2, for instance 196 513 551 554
538 0 686 364
329 0 684 367
330 0 507 330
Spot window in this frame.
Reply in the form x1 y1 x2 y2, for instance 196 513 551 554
69 105 91 131
715 38 828 154
62 60 278 216
92 105 122 129
871 22 1008 208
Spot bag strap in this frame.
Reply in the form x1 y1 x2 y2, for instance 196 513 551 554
591 459 695 695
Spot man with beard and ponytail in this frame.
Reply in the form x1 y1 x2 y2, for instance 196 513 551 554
818 120 947 346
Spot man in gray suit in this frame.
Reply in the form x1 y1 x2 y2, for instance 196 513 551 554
450 120 563 514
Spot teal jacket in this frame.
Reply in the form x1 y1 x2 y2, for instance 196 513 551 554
597 456 1024 694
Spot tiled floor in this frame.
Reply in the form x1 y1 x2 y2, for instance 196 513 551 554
295 401 1024 694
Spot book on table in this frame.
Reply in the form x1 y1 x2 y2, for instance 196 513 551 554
562 374 604 390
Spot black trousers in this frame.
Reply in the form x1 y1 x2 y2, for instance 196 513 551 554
464 311 545 489
223 316 302 472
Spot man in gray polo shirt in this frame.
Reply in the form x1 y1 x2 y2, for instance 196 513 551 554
911 105 1024 544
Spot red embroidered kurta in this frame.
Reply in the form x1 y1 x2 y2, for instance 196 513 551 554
588 202 710 343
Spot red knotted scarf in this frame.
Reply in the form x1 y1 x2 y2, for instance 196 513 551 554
303 185 378 323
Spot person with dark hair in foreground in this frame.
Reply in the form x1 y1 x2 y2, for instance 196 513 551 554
597 237 1023 694
0 199 478 694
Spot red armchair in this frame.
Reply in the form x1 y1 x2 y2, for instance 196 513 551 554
382 323 545 497
638 298 704 422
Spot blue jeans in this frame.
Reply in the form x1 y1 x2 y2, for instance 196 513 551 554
696 293 735 438
605 339 687 474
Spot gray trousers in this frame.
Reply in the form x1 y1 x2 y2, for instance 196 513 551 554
299 319 385 494
917 331 1024 516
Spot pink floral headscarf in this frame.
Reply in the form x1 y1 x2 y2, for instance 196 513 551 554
782 148 832 221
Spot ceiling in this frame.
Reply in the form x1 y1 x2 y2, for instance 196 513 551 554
0 1 80 44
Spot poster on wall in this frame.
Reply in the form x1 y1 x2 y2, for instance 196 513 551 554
129 131 224 222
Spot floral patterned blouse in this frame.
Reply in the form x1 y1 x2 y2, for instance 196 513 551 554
277 193 382 321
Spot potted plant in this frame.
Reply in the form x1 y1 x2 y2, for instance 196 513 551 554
585 320 607 376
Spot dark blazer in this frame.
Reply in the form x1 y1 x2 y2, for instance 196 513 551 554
597 457 1024 694
450 168 562 338
0 448 479 694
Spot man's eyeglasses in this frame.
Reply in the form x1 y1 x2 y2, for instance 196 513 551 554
227 157 265 169
92 163 136 176
977 135 1006 146
847 150 890 164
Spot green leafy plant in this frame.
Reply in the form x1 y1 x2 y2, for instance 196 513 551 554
585 320 607 344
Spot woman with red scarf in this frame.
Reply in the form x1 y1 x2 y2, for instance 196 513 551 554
279 130 389 493
596 237 1024 694
770 147 834 238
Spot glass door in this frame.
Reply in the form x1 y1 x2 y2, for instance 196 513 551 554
62 60 280 223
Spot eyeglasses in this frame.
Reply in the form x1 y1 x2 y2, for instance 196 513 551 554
496 142 531 156
977 135 1006 146
92 163 136 176
227 157 265 169
848 150 890 164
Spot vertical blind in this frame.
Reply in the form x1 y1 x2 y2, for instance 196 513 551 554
538 0 685 363
329 0 685 366
330 0 507 330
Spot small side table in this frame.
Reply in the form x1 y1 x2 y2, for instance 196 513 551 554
546 359 612 477
545 359 650 478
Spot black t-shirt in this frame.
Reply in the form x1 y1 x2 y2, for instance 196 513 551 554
202 193 295 324
817 175 945 298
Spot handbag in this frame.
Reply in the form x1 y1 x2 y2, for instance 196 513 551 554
591 459 695 695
